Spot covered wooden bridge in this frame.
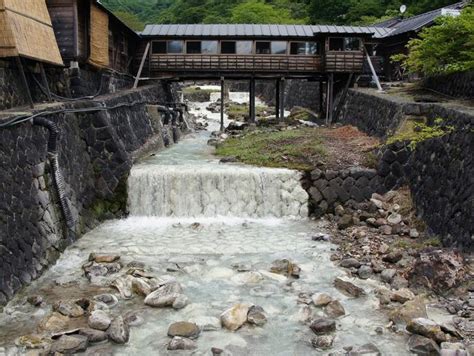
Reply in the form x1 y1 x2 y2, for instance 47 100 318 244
134 24 392 126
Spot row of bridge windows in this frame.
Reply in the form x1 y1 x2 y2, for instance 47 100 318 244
151 38 362 56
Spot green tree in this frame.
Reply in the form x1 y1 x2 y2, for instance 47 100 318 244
114 10 144 31
230 0 298 24
397 6 474 75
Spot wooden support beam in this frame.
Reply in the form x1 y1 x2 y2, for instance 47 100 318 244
220 77 225 132
319 81 324 118
279 78 285 120
134 42 150 89
249 78 256 123
275 79 280 120
39 63 52 102
16 57 34 109
332 73 353 124
364 45 383 92
326 73 334 125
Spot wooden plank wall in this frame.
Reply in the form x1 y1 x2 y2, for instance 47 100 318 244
325 51 364 73
46 0 76 61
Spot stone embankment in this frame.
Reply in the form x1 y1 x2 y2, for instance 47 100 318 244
338 88 473 250
0 83 190 305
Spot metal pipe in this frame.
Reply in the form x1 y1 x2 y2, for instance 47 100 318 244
364 45 383 92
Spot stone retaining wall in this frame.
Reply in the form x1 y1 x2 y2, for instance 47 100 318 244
422 71 474 99
303 167 386 218
0 83 188 305
338 88 473 250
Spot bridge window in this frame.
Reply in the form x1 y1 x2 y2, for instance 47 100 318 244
202 41 218 54
344 37 361 51
290 42 318 55
221 41 252 54
271 41 287 55
186 41 201 54
256 42 271 54
152 41 167 54
168 40 184 54
329 37 361 51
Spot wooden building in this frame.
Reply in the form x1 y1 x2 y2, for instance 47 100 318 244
374 2 466 80
46 0 139 74
0 0 63 65
137 24 393 80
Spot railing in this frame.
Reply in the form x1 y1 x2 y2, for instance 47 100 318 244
325 51 364 73
149 54 322 73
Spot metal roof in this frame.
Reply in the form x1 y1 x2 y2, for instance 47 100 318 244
141 24 393 39
375 2 466 37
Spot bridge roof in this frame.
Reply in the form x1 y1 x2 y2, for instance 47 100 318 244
141 24 393 39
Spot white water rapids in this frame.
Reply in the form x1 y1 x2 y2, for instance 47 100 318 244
0 89 409 355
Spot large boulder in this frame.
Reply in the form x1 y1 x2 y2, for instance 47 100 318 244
107 316 130 344
406 318 447 343
408 335 440 355
334 277 366 297
167 322 200 339
144 281 183 307
408 250 466 294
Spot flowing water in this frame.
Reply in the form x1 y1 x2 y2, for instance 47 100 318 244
0 92 409 355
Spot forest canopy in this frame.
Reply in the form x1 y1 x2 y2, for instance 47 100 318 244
101 0 461 30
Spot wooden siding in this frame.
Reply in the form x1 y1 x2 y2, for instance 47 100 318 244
47 0 76 60
149 54 322 74
325 51 364 73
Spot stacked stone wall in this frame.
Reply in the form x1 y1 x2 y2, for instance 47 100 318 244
338 88 473 250
422 71 474 99
0 83 188 305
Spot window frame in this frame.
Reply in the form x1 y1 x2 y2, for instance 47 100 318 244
327 37 362 52
289 41 319 56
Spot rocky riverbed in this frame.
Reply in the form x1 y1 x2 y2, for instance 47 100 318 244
0 89 471 355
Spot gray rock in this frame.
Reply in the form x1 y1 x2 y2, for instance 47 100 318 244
124 311 144 327
107 316 130 344
348 343 381 355
311 335 335 350
88 310 111 331
168 322 200 339
312 293 333 307
410 229 420 238
387 213 402 225
334 277 366 297
407 318 447 343
93 294 118 308
340 258 361 269
144 281 183 307
172 294 189 309
167 336 197 350
27 295 43 307
408 334 440 355
247 305 267 326
50 335 88 354
79 328 108 343
381 269 397 283
325 300 345 318
270 259 300 278
310 318 336 334
53 300 85 318
338 214 353 230
358 266 373 279
190 316 221 331
383 251 403 264
221 303 250 331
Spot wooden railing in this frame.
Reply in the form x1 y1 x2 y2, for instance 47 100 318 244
325 51 364 73
149 54 322 73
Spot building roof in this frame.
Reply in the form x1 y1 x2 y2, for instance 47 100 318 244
0 0 63 65
141 24 393 39
375 1 466 37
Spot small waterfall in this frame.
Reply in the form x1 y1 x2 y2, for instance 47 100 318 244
128 165 308 218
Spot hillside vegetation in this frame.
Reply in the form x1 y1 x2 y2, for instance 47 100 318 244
101 0 460 30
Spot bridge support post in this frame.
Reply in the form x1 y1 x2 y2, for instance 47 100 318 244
319 81 324 118
275 79 280 120
326 73 334 125
249 78 256 123
220 77 225 131
279 78 285 120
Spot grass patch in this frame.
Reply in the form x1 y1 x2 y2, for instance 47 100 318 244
216 128 326 170
387 117 454 150
227 104 273 121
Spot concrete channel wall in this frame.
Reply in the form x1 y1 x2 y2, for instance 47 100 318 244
0 83 189 305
